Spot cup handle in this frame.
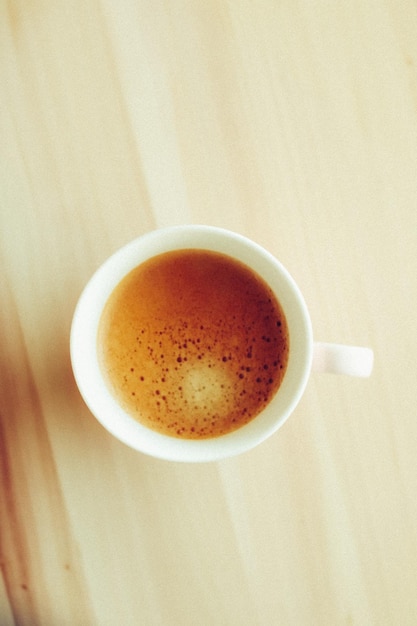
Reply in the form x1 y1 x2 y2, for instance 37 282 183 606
312 342 374 377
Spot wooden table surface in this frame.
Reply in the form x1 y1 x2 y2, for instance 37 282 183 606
1 2 416 625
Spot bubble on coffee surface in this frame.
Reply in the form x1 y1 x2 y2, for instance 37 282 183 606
98 249 289 439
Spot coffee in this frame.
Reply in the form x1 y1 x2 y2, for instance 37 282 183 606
98 249 289 439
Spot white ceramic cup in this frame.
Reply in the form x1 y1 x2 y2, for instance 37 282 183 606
70 225 373 462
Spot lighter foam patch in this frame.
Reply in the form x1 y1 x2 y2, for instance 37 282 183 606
182 361 231 411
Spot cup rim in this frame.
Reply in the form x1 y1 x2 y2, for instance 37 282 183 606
70 225 313 462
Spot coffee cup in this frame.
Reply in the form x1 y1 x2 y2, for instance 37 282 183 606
70 225 373 462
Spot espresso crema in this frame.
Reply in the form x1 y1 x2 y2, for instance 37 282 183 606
98 249 289 439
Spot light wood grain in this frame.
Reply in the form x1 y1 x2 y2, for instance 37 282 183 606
1 1 417 624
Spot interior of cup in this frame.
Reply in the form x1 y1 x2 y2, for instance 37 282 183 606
70 225 313 462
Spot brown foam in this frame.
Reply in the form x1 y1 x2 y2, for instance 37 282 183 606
98 249 289 439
